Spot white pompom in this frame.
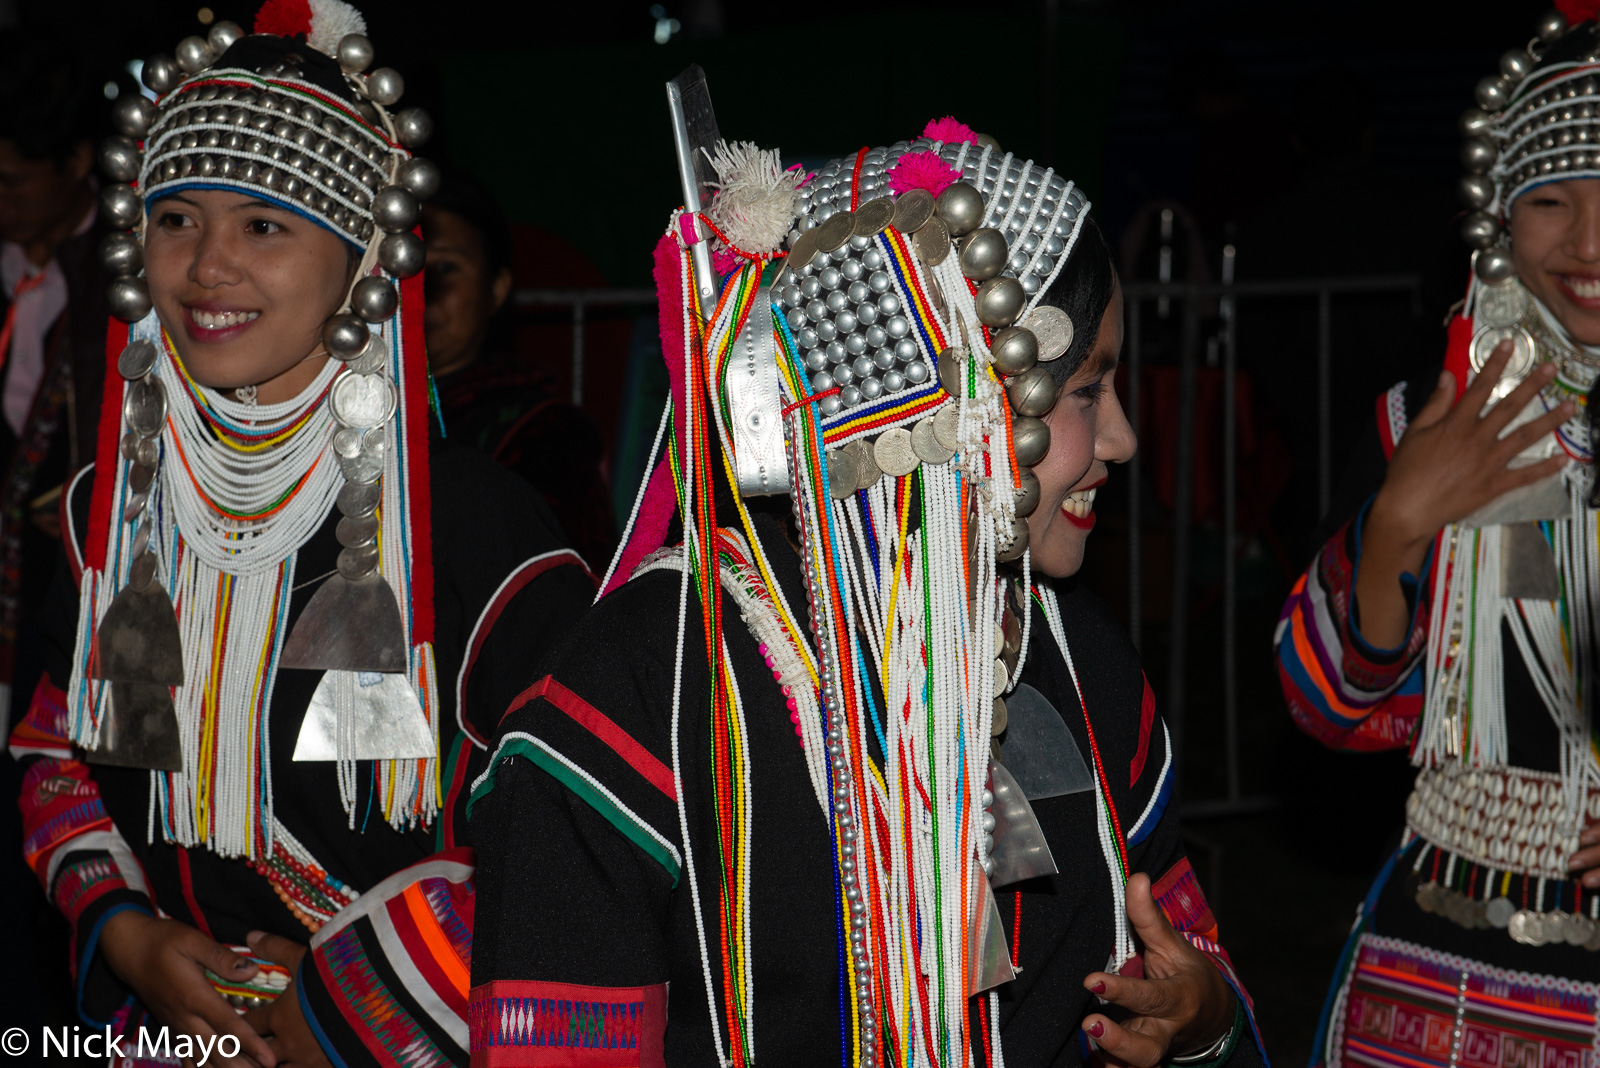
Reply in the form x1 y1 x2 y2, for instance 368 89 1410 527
306 0 368 57
703 140 803 257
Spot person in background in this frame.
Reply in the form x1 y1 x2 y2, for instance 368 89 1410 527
1276 9 1600 1067
424 174 615 569
0 28 112 726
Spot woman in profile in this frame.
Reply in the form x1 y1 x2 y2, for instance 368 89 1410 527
470 118 1264 1067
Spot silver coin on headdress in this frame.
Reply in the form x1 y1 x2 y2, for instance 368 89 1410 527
1022 306 1074 362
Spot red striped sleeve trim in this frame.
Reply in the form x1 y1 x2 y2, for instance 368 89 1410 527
501 677 676 801
456 550 594 748
386 887 467 1011
1130 675 1156 787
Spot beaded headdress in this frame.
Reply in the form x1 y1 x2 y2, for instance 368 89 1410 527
607 73 1126 1068
67 0 442 860
1459 3 1600 284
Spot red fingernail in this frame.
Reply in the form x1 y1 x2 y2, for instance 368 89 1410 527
1092 981 1106 994
1089 1022 1105 1038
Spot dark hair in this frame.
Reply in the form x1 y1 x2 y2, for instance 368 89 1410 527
1033 215 1116 385
426 172 514 278
0 28 109 164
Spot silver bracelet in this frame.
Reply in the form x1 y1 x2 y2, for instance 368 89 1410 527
1168 1024 1234 1066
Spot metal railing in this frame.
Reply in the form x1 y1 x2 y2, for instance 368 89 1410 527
511 288 655 405
514 277 1425 819
1122 276 1423 817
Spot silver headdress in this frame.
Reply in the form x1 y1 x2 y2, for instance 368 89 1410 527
70 0 445 853
1460 7 1600 283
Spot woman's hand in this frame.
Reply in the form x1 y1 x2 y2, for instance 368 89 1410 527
242 932 332 1068
1080 874 1236 1068
1569 820 1600 889
98 911 275 1068
1355 342 1573 649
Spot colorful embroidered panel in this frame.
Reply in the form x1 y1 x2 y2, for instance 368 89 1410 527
1153 858 1218 944
1336 934 1599 1068
467 980 667 1068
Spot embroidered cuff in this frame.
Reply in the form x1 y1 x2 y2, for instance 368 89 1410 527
467 979 668 1068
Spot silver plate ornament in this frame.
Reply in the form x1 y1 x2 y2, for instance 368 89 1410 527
1485 896 1515 928
93 582 184 684
331 372 396 429
873 427 918 477
1469 324 1535 378
1022 306 1075 362
966 878 1017 995
1000 683 1095 799
1475 278 1530 328
124 377 167 438
292 669 434 761
117 339 158 380
280 572 408 672
90 681 183 772
986 759 1058 888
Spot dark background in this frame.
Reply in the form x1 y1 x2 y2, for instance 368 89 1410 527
9 0 1556 1063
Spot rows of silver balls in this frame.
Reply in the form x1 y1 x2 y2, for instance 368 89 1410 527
801 139 1080 296
777 236 931 415
1458 9 1585 258
97 26 439 325
793 490 880 1067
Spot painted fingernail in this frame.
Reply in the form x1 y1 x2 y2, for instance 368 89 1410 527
1091 981 1106 994
1089 1022 1105 1038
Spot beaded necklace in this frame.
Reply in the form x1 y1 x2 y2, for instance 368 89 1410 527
66 307 438 860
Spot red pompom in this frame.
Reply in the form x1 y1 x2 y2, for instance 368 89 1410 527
254 0 313 38
1556 0 1600 26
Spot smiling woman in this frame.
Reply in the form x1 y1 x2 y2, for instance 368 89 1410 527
1275 8 1600 1068
145 191 355 401
470 117 1263 1068
1021 218 1136 579
10 4 594 1068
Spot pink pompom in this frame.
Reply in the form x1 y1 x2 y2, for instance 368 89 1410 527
923 116 979 144
888 152 961 198
711 248 742 277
